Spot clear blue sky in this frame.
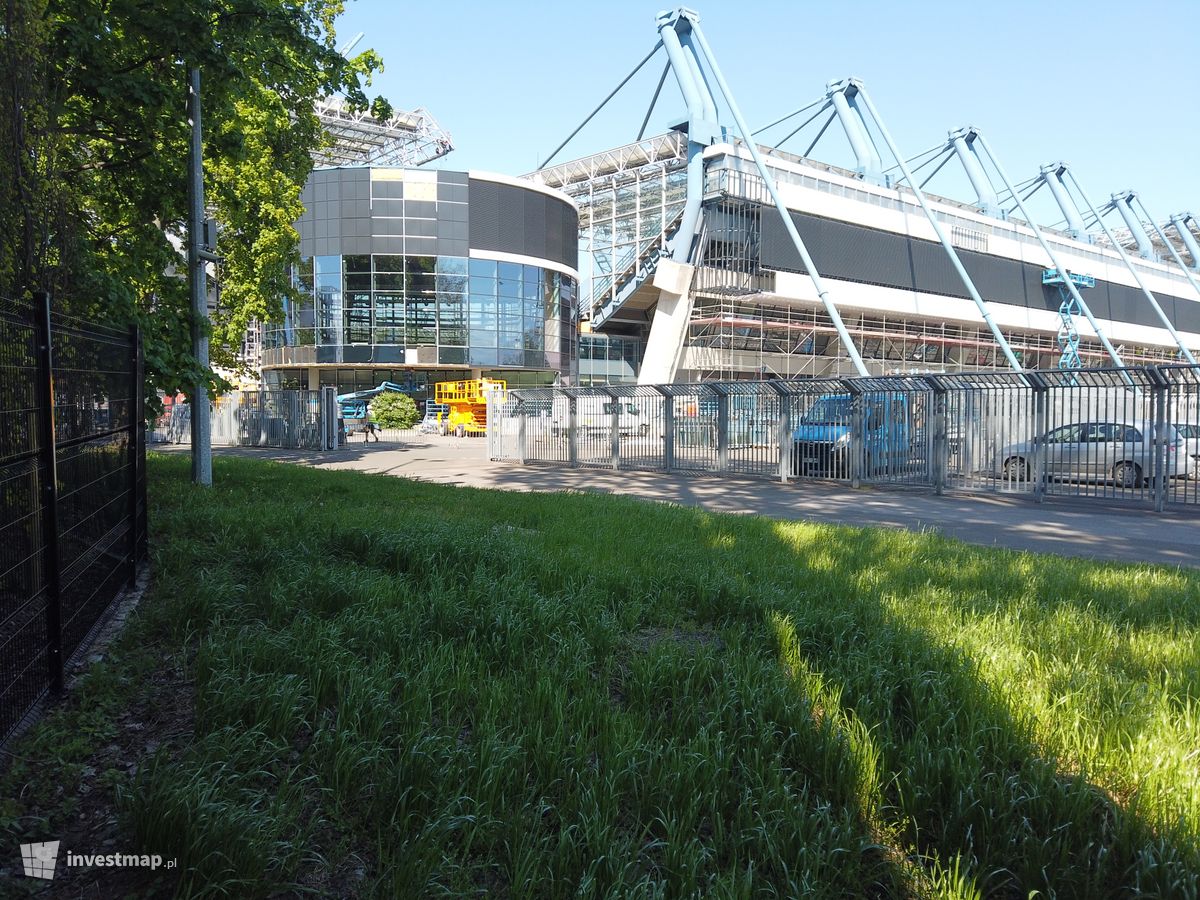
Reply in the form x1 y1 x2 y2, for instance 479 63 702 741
336 0 1199 227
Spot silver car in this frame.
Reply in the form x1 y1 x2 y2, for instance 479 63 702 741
1000 421 1185 488
1175 423 1200 479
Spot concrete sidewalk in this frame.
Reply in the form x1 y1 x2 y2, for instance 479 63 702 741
156 438 1200 569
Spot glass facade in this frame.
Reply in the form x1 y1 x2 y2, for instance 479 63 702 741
578 333 642 385
263 253 578 374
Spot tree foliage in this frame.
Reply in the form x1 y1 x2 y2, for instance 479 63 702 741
0 0 389 402
369 392 420 430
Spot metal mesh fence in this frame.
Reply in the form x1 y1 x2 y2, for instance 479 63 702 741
0 294 146 745
491 365 1200 511
149 390 327 450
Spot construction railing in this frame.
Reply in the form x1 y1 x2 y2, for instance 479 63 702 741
1 293 147 745
489 366 1200 511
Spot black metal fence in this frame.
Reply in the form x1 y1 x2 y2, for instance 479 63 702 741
0 293 147 744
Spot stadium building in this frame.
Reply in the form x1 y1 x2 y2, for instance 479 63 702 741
529 10 1200 385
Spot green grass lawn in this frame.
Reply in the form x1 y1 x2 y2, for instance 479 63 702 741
4 453 1199 897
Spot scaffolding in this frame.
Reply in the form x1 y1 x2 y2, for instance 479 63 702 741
312 95 453 168
530 133 689 319
682 294 1180 381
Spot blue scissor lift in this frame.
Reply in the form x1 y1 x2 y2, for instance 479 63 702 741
1042 268 1095 370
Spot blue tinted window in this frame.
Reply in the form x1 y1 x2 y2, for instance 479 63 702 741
469 275 496 297
469 330 498 348
497 267 522 297
437 256 468 275
470 295 497 315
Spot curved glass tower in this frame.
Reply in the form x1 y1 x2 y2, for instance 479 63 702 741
262 167 580 398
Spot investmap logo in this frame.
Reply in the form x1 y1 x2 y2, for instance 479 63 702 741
19 842 59 880
16 840 174 880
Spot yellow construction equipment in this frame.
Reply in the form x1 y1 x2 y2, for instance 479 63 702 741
433 378 506 436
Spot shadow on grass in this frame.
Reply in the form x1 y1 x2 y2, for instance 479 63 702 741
749 522 1199 897
108 455 1200 897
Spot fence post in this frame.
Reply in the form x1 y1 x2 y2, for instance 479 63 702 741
136 329 147 559
961 390 976 491
256 388 266 447
1151 370 1167 513
33 292 64 694
1031 377 1048 503
286 391 300 449
716 389 730 471
767 381 790 483
567 393 578 467
607 390 620 471
847 383 864 488
320 386 337 450
779 393 791 483
127 324 141 587
517 397 527 464
930 380 947 495
662 392 675 472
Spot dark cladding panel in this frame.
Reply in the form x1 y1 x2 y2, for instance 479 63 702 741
910 239 961 298
760 208 1200 336
468 179 502 250
1088 285 1113 322
524 194 547 259
1180 298 1200 333
545 198 571 265
1024 265 1057 313
559 197 579 262
469 178 578 269
1123 285 1167 328
1159 294 1178 330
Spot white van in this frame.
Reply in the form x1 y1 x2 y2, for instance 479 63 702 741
577 398 652 436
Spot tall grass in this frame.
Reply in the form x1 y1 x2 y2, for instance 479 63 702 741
103 454 1200 897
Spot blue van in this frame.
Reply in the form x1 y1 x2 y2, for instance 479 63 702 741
792 393 912 477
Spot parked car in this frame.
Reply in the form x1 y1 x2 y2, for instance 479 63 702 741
999 421 1185 488
578 399 652 437
791 392 913 478
1175 423 1200 479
